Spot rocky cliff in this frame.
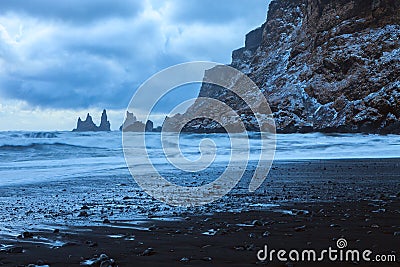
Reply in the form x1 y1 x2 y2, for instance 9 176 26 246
73 109 111 132
166 0 400 133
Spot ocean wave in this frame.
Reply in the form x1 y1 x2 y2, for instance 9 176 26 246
0 142 94 151
8 132 59 139
23 132 59 138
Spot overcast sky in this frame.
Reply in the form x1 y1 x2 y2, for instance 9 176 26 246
0 0 270 130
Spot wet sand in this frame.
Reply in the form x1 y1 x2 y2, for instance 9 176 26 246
0 158 399 266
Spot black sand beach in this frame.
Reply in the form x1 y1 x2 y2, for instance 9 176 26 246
0 158 399 266
1 0 399 266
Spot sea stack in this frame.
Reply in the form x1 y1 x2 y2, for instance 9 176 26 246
120 111 154 132
145 120 154 132
98 109 111 131
73 110 111 132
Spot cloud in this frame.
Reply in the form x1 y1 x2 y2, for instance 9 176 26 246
163 0 268 24
0 0 144 24
0 0 270 129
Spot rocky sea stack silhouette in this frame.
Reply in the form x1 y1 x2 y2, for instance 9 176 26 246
119 111 155 132
73 109 111 132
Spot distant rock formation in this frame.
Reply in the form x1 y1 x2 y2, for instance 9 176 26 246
145 120 154 132
165 0 400 134
98 109 111 131
73 109 111 132
120 111 154 132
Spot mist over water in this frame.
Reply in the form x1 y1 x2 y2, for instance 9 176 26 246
0 131 399 186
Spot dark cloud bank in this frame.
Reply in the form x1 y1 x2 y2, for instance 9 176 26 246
0 0 269 112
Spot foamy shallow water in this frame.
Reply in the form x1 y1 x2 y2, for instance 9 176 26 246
0 131 399 186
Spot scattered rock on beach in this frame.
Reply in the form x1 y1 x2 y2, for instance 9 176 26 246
36 259 48 265
26 259 51 267
202 229 218 236
180 257 190 263
371 208 386 213
17 231 34 239
234 246 245 251
252 220 263 226
98 254 109 261
148 225 157 231
86 240 98 247
5 246 23 253
140 248 155 256
78 211 89 217
245 244 255 251
294 225 306 232
99 259 115 267
262 231 270 237
62 241 78 247
80 254 115 267
202 256 212 261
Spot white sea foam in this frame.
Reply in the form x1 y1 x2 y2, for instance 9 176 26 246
0 131 399 186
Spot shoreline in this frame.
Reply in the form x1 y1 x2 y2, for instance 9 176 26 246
0 200 399 266
1 156 400 186
0 158 399 266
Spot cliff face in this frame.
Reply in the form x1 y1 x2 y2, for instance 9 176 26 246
170 0 400 133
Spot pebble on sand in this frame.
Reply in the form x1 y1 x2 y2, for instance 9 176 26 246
80 253 116 267
78 211 89 217
294 225 306 232
141 248 155 256
5 246 23 253
180 257 190 263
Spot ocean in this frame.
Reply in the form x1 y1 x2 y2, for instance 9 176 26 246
0 131 399 187
0 130 399 234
